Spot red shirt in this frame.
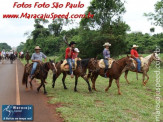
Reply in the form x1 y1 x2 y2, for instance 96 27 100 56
65 47 73 59
72 52 78 59
131 49 139 58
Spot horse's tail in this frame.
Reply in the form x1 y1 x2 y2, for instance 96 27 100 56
22 66 27 85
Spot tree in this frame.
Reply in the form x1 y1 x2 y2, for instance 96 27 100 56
144 0 163 27
0 43 12 51
17 42 25 52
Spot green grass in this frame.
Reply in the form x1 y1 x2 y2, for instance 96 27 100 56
20 54 163 122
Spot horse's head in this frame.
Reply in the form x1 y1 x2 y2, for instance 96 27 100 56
47 59 57 74
152 52 161 62
88 58 100 71
125 55 135 69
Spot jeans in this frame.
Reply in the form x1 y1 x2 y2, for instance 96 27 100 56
104 59 109 69
30 62 38 78
72 59 75 68
134 58 141 72
66 58 73 75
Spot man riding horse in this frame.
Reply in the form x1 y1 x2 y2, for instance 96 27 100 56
28 46 47 82
130 45 142 72
103 42 111 77
65 41 76 78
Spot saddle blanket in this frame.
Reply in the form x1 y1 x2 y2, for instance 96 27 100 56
98 58 115 69
61 58 81 71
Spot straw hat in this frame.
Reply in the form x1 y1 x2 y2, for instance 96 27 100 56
132 45 139 48
74 48 80 53
103 42 111 47
35 46 41 50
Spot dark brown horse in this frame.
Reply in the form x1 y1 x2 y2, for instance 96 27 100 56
22 59 57 94
52 58 99 92
20 54 24 59
88 56 134 95
25 52 31 64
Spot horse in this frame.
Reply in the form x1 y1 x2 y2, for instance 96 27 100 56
52 58 99 92
22 59 57 94
1 54 5 64
9 54 16 64
122 52 161 86
6 54 9 60
88 56 135 95
25 52 31 64
20 54 24 59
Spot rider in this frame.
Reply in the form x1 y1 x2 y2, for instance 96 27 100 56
1 49 6 57
130 45 141 72
72 48 80 68
29 46 47 81
103 42 111 77
65 41 76 78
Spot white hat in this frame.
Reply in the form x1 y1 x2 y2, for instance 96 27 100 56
35 46 41 50
74 48 80 53
103 42 111 47
132 45 139 48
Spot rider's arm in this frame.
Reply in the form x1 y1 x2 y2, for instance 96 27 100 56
31 53 40 63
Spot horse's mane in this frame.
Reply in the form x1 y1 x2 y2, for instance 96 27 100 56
116 57 127 62
77 59 90 68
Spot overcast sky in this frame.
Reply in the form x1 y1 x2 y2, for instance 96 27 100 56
0 0 162 47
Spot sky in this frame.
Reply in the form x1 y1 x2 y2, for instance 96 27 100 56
0 0 162 48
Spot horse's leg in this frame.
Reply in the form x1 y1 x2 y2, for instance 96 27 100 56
62 72 67 89
91 73 98 91
124 70 130 84
37 83 42 93
142 72 146 86
74 76 78 92
82 76 92 92
30 82 33 90
105 78 113 92
115 78 122 95
42 80 47 94
52 72 60 88
144 72 149 86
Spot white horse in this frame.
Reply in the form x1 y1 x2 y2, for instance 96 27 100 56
122 52 161 86
1 54 5 64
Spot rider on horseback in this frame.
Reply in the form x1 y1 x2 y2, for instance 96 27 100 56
130 45 142 72
29 46 47 81
65 41 76 78
103 42 111 77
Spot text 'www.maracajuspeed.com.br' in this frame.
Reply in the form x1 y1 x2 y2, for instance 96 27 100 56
3 12 94 20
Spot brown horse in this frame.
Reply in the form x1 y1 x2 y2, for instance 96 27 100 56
52 58 99 92
122 53 161 85
25 52 31 64
88 56 134 95
22 59 57 94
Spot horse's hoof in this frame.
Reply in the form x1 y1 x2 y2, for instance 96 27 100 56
52 85 54 88
74 89 77 92
64 87 68 90
118 92 122 95
105 88 108 92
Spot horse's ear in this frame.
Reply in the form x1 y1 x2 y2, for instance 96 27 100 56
49 59 52 62
95 56 98 60
61 60 63 64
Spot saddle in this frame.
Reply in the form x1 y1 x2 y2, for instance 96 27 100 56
25 63 43 75
132 57 146 67
61 58 81 71
98 58 115 69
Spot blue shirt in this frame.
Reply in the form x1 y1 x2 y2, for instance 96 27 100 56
103 48 110 59
31 52 46 61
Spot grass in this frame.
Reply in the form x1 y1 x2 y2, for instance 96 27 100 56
20 54 163 122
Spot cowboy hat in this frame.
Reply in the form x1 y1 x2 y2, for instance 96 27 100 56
35 46 41 50
103 42 111 47
132 45 139 48
69 41 77 46
74 48 80 53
